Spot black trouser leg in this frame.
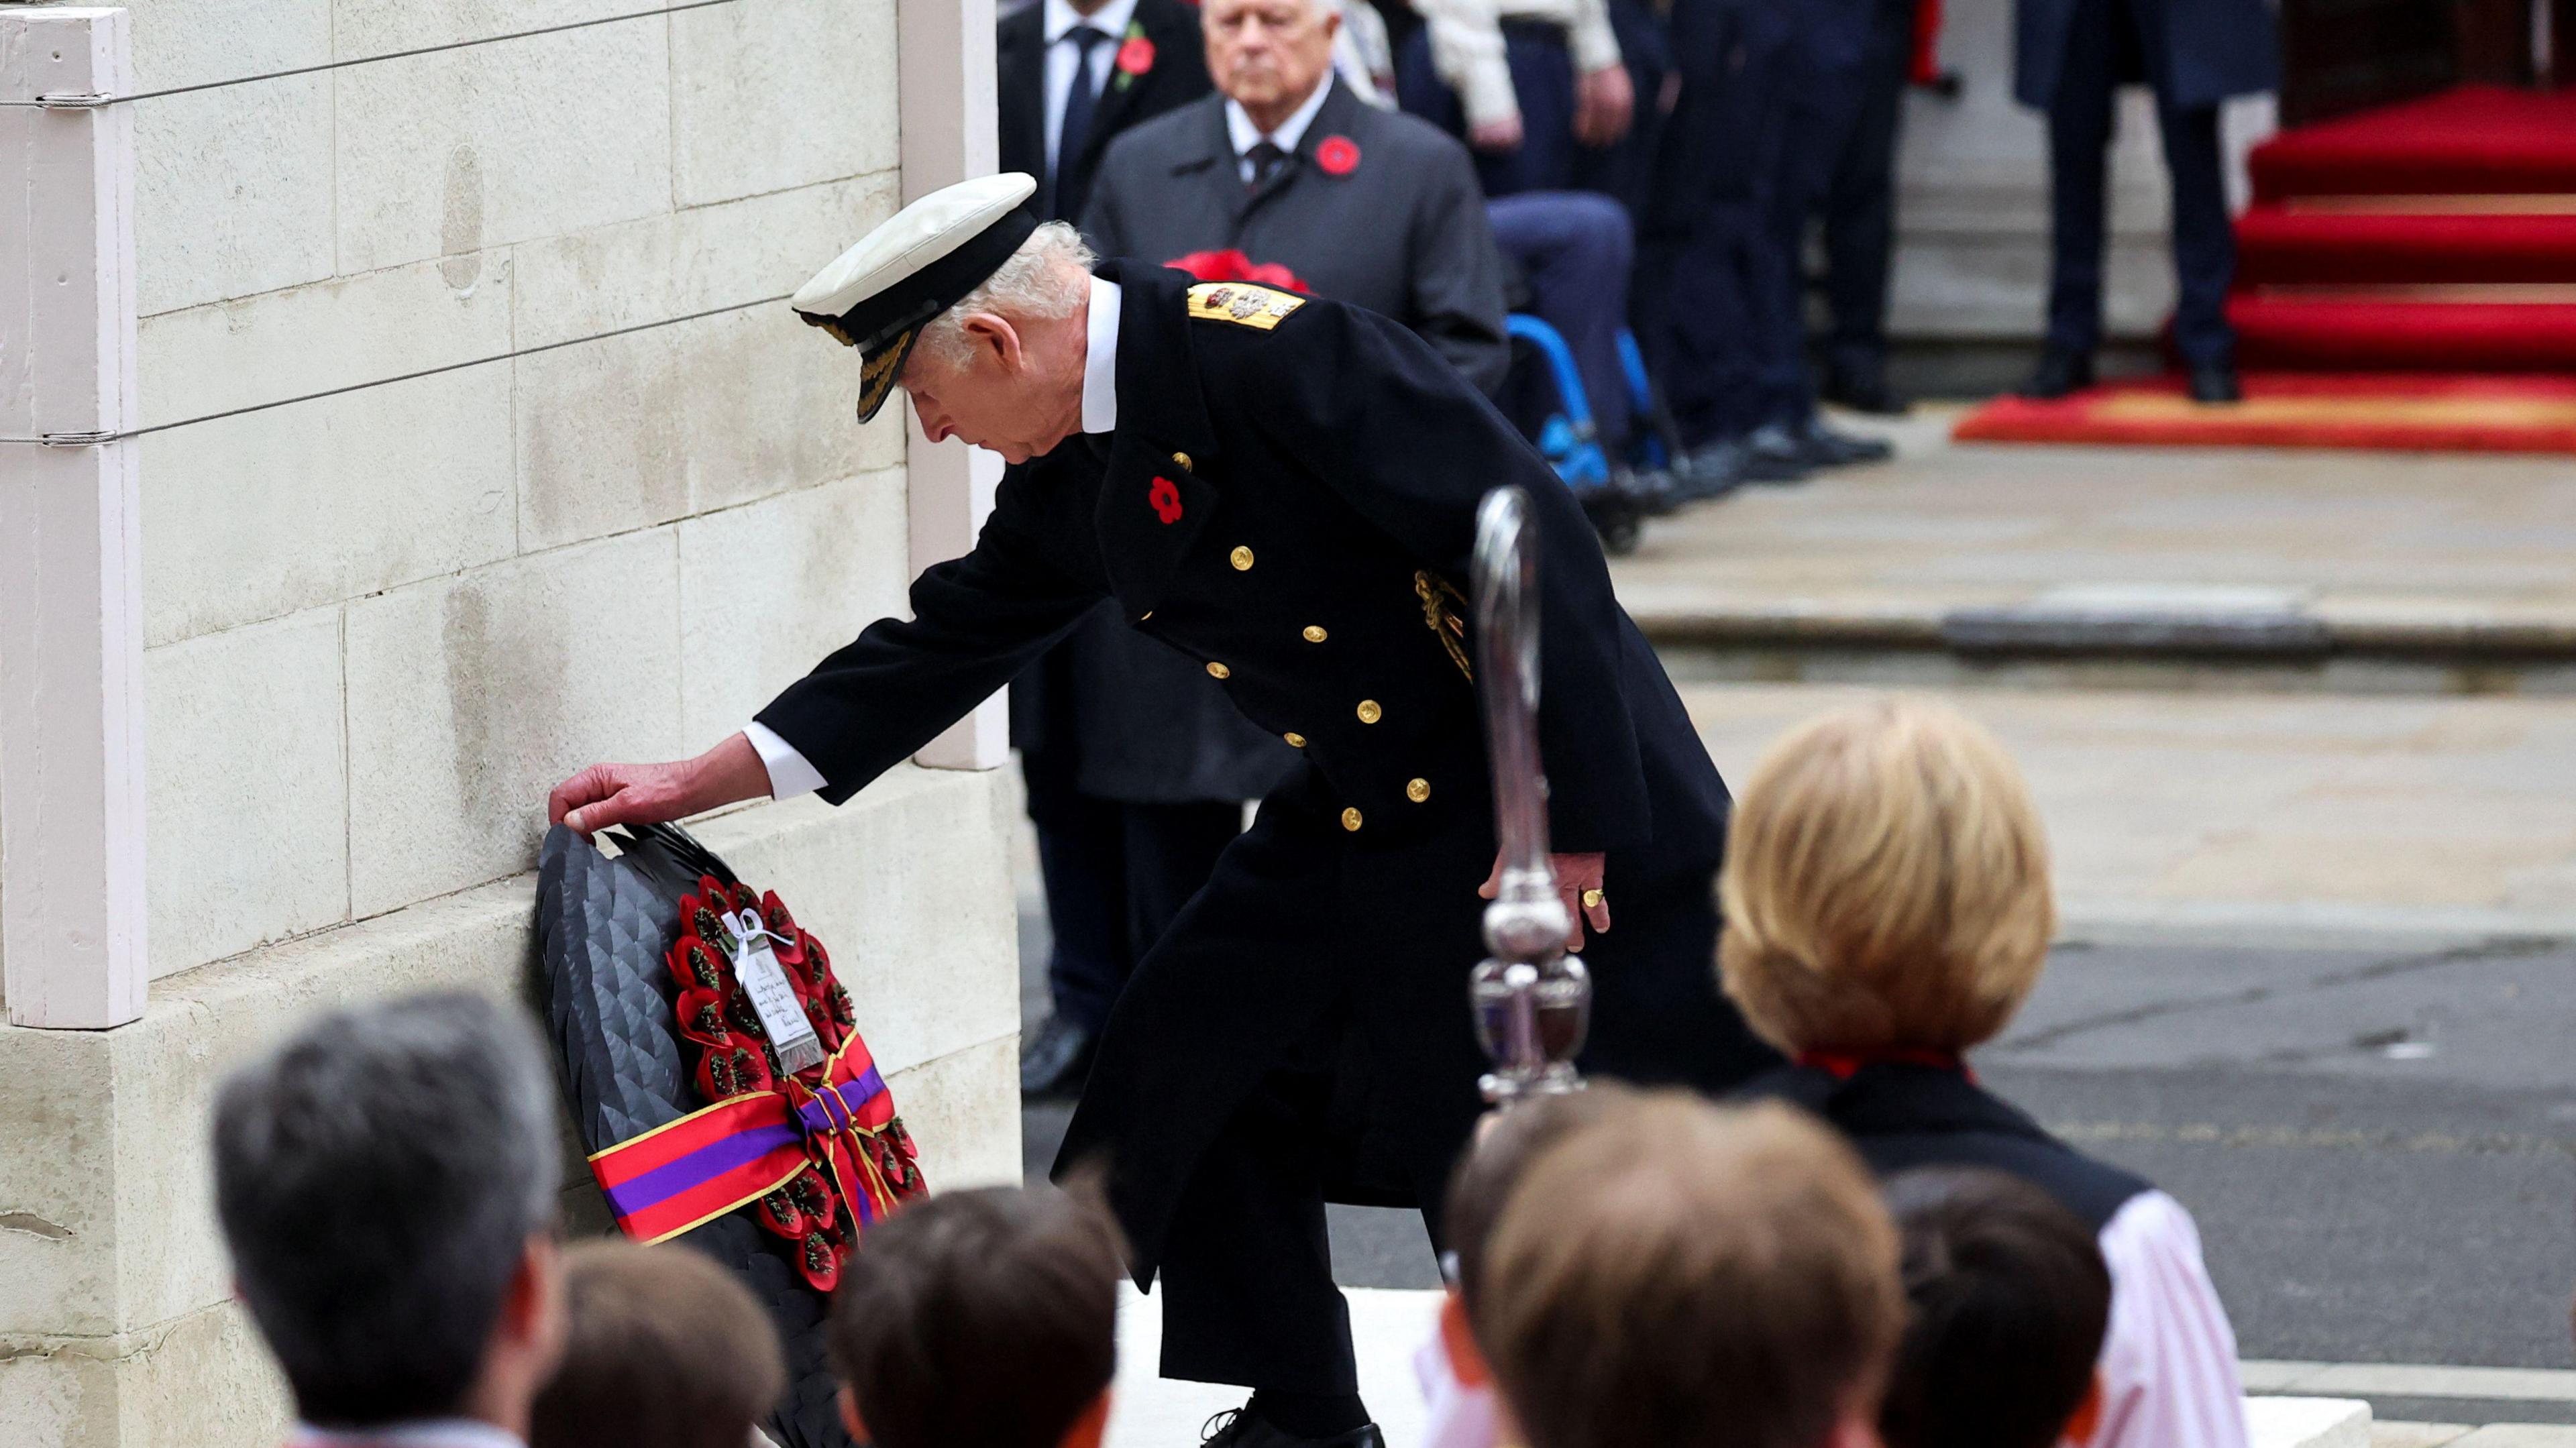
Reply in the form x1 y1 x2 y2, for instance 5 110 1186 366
2042 1 2118 359
1821 0 1916 382
2156 100 2238 367
1025 750 1132 1035
1156 1069 1358 1394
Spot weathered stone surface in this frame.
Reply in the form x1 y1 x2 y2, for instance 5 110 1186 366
885 1035 1022 1190
146 609 349 978
343 531 685 915
0 1298 288 1448
140 251 512 425
122 0 326 94
133 78 334 317
671 0 899 207
335 19 669 275
334 0 641 56
141 364 515 647
676 469 909 747
510 172 900 351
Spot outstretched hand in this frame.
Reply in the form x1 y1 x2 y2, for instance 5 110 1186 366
547 732 772 838
1479 851 1610 952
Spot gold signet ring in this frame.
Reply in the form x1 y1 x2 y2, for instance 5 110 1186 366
1580 889 1605 909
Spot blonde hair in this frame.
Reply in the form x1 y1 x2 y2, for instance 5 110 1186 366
1475 1094 1904 1448
914 221 1096 372
1717 695 2054 1055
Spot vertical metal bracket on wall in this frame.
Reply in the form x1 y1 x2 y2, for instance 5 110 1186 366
0 6 149 1029
899 0 1010 772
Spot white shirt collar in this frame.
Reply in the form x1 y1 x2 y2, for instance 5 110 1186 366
1044 0 1140 46
292 1421 525 1448
1225 72 1338 162
1083 275 1121 435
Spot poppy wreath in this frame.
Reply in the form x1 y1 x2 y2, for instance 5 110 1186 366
588 874 927 1294
1167 247 1311 294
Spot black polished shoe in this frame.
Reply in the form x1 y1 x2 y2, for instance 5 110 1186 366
1579 486 1644 555
1796 416 1895 466
1823 359 1911 416
1203 1408 1386 1448
1674 438 1750 502
1018 1013 1097 1098
2187 360 2243 404
2017 345 2095 400
1742 423 1815 483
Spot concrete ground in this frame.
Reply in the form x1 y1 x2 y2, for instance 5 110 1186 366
1014 425 2576 1442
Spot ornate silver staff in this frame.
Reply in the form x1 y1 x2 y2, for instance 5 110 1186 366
1468 487 1593 1105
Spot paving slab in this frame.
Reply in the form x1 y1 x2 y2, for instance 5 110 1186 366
1613 411 2576 660
1680 681 2576 940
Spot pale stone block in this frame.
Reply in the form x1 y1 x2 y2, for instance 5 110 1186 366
692 775 1019 1078
517 305 896 549
511 172 900 350
0 1024 117 1338
2449 1431 2576 1448
343 532 685 915
335 0 641 56
672 0 900 207
677 469 910 746
146 610 349 979
140 253 513 425
888 1036 1022 1190
335 20 670 275
141 364 515 646
133 78 334 317
124 0 327 94
0 1299 288 1448
2246 1398 2373 1448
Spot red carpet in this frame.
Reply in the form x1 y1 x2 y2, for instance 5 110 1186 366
1959 85 2576 451
1953 374 2576 455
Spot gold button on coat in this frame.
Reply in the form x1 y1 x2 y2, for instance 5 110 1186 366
1302 625 1328 643
1230 546 1254 571
1171 451 1192 470
1206 661 1230 679
1356 699 1383 724
1341 807 1364 832
1284 732 1306 748
1406 778 1430 803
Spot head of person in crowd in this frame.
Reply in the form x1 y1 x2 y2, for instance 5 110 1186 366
212 991 567 1439
828 1184 1125 1448
1474 1093 1904 1448
1432 1084 1638 1391
1203 0 1339 132
528 1241 786 1448
1879 1168 2111 1448
1718 695 2055 1060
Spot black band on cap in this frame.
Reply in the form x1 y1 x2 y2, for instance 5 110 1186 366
802 206 1042 349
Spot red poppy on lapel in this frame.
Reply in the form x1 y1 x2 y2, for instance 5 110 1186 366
1117 34 1156 75
1315 135 1360 176
1148 476 1185 524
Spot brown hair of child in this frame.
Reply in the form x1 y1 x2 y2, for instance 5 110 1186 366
528 1239 787 1448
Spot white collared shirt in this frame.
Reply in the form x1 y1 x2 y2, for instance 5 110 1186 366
1224 73 1340 186
1042 0 1143 179
292 1421 525 1448
741 275 1126 801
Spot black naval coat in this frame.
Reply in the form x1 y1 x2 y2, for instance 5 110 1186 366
755 263 1774 1278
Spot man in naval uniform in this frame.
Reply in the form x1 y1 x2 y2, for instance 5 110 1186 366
548 172 1776 1448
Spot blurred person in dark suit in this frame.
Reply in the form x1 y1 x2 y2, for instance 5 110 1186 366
1001 0 1214 227
1395 0 1635 197
1002 0 1223 1098
1816 0 1921 415
1086 0 1511 390
2013 0 2277 404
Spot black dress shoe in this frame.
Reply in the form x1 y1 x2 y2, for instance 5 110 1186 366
1796 416 1895 466
1674 439 1750 502
2017 346 2095 400
2188 361 2243 404
1578 485 1644 555
1823 360 1911 416
1742 423 1815 482
1203 1408 1385 1448
1018 1013 1097 1098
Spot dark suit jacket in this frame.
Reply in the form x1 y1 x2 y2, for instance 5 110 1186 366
1083 76 1511 394
2014 0 2279 112
1000 0 1214 225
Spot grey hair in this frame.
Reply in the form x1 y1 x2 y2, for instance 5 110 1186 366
914 220 1097 373
213 991 561 1427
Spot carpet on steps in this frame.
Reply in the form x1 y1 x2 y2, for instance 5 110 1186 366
2251 85 2576 201
2235 206 2576 285
1951 373 2576 454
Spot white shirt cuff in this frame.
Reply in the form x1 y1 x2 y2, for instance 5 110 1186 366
743 722 826 800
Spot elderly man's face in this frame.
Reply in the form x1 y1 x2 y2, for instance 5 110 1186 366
900 321 1078 465
1204 0 1337 117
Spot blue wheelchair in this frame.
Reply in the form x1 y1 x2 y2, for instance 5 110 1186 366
1498 315 1691 555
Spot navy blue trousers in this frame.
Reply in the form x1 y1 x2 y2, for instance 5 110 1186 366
1819 0 1919 381
2042 0 2239 366
1489 191 1637 450
1397 20 1584 197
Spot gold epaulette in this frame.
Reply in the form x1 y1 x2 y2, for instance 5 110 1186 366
1186 282 1306 331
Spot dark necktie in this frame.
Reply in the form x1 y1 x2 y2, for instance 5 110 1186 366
1053 26 1110 217
1244 139 1287 192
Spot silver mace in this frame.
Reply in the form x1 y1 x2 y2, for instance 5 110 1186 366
1469 486 1593 1105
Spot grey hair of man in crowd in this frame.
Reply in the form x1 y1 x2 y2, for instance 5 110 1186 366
213 991 562 1427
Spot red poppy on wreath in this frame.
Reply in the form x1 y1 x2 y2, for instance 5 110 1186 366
1315 135 1360 176
1116 34 1156 76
